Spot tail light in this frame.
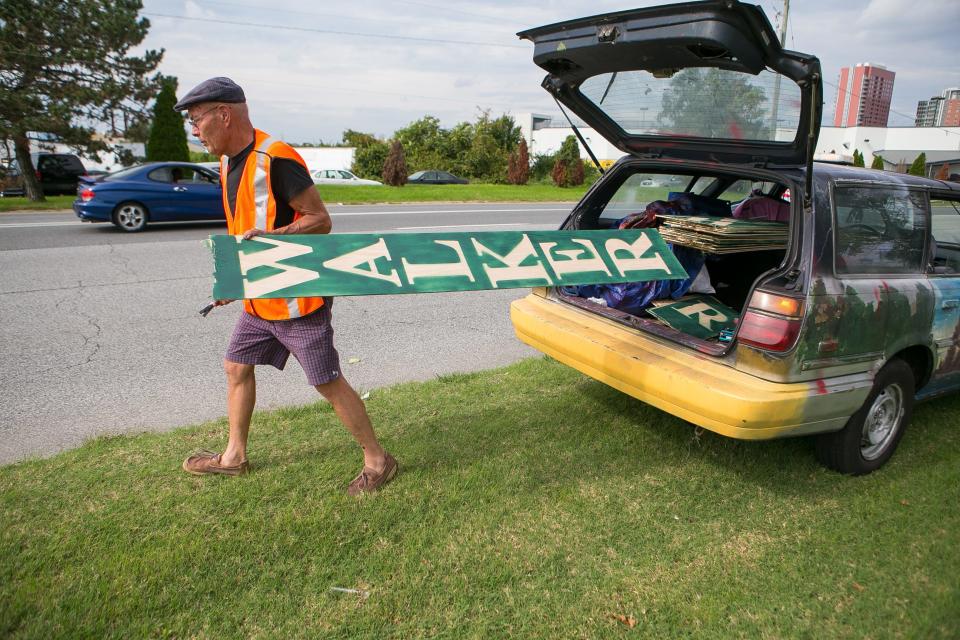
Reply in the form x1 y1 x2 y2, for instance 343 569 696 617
738 291 804 352
80 188 95 202
35 170 42 181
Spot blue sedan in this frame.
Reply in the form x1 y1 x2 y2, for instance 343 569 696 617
73 162 224 232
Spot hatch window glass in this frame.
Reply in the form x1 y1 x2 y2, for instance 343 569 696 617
834 185 927 275
579 68 802 143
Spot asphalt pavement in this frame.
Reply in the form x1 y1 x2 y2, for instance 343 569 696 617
0 203 571 464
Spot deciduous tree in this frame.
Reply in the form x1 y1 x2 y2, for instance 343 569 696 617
0 0 163 200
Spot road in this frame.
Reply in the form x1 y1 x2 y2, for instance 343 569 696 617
0 203 572 464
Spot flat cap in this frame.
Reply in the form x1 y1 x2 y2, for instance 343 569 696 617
174 77 246 111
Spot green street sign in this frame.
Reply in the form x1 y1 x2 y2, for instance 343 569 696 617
209 230 687 299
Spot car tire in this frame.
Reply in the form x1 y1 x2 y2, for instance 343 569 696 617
113 201 149 232
814 358 914 475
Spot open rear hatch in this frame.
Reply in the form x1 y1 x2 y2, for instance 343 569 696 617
517 0 822 170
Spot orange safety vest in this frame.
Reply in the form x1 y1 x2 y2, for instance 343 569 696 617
220 129 325 321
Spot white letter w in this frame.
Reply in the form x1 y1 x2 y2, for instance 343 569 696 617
238 236 320 298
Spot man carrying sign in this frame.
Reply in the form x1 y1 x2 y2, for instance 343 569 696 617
175 77 397 494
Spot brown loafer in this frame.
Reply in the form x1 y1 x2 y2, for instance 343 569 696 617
347 453 398 496
182 450 249 476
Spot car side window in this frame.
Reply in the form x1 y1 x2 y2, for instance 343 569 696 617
147 167 174 183
930 195 960 274
338 170 352 179
834 184 928 275
182 168 216 184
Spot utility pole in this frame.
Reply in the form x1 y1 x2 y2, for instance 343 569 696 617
770 0 790 139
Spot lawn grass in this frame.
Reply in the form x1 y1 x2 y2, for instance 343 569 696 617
0 195 75 213
2 357 958 638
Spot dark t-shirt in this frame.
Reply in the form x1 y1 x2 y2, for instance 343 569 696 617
226 140 314 229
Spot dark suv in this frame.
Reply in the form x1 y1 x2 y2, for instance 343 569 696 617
510 0 960 474
2 153 87 196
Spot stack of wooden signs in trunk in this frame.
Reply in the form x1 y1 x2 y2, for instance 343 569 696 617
656 215 788 254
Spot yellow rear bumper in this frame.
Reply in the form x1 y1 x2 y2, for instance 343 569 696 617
510 294 872 440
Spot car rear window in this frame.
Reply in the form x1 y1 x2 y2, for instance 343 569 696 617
578 68 802 143
597 172 695 227
38 154 84 172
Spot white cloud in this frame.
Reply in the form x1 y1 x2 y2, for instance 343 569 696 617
139 0 960 141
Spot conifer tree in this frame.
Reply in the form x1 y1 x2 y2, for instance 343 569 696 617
382 140 408 187
908 153 927 177
870 155 885 170
507 139 530 185
146 78 189 162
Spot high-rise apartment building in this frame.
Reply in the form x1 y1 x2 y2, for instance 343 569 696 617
833 63 896 127
916 88 960 127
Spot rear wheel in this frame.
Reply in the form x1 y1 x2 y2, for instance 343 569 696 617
815 359 914 475
113 201 148 232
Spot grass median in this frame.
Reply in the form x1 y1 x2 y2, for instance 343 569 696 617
0 184 591 213
0 195 75 213
2 356 957 638
315 183 591 204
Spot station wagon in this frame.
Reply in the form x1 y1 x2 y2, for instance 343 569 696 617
510 0 960 474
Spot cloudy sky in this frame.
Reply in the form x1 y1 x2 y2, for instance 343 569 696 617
137 0 960 144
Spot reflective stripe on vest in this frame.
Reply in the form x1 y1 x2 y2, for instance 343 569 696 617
252 136 276 232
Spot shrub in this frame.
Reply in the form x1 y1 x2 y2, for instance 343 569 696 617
531 153 556 183
551 160 567 187
351 140 390 180
548 135 587 187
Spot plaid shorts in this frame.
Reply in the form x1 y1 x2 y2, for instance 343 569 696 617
225 301 341 386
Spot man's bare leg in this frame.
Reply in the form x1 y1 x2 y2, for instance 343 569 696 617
315 375 387 472
221 360 256 466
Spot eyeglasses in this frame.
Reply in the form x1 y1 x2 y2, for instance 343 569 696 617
187 105 221 128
